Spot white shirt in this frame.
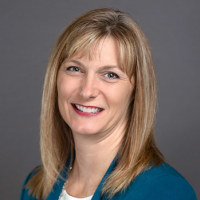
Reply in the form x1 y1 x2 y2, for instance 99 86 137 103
59 189 93 200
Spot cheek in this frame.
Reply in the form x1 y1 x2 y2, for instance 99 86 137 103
106 83 133 108
59 80 69 98
57 77 79 101
57 77 78 122
57 79 69 117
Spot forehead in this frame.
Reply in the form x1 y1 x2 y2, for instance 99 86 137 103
69 36 119 64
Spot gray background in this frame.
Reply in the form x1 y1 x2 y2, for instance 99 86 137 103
0 0 199 199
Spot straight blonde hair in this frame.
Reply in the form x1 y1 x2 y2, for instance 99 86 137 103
26 8 164 199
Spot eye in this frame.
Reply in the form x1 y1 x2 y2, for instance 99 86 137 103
66 66 80 72
105 72 120 79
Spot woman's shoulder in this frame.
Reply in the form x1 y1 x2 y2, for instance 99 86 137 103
119 162 197 200
142 162 191 179
20 166 41 200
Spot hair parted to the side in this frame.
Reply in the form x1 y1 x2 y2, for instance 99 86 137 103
26 8 164 199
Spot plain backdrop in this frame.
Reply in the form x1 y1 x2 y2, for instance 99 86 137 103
0 1 199 199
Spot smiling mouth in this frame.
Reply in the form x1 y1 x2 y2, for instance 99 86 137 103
72 104 104 113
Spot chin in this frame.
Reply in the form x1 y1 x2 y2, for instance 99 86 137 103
71 125 99 136
68 118 101 135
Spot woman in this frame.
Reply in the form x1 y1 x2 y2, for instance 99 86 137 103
20 8 197 200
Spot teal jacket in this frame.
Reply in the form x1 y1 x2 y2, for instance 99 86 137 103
20 157 197 200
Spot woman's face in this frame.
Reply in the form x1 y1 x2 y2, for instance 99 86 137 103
57 37 134 137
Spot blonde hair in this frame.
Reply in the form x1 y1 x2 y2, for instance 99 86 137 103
26 8 164 199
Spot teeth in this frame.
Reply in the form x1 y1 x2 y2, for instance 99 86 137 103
75 104 102 113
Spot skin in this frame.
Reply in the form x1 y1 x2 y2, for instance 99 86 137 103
57 37 134 197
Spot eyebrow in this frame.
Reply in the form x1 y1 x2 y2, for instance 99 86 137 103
65 59 120 71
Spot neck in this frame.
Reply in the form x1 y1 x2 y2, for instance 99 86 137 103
74 126 124 178
66 123 126 197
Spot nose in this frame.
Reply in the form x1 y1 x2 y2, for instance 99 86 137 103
79 74 99 100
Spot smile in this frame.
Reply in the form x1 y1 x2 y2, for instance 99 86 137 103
73 104 103 113
72 104 104 117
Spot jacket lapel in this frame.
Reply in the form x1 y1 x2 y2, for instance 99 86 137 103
91 156 117 200
46 158 70 200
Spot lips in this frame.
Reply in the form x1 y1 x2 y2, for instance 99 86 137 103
72 103 104 116
72 104 104 113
